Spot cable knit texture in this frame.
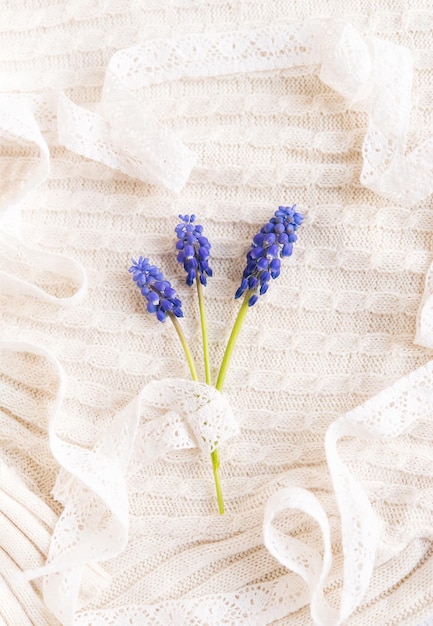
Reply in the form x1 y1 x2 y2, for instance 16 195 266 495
2 2 433 625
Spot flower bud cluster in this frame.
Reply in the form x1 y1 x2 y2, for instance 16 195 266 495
129 256 183 322
175 214 213 286
235 205 304 306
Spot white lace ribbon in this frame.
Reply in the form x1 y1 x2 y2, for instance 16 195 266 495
0 93 87 308
2 20 433 342
56 19 433 207
9 340 237 624
11 336 433 626
56 20 433 347
263 487 336 625
128 378 239 460
263 361 433 626
0 94 49 233
3 18 433 626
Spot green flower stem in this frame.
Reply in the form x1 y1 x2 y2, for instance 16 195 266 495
196 280 211 385
211 293 251 514
216 292 251 392
211 448 223 514
169 311 225 515
169 313 199 381
197 281 225 515
196 280 224 514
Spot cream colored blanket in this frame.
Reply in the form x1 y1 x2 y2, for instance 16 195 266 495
2 2 433 625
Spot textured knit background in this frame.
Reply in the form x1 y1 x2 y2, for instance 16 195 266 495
2 1 433 624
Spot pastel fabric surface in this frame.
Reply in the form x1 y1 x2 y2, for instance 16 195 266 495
2 2 433 625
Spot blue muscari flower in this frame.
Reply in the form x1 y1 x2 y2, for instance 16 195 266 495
129 256 183 322
175 214 213 286
235 204 304 306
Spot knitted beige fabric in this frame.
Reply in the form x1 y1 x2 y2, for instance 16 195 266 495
2 1 433 625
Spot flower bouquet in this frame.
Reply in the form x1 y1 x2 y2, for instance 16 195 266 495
129 205 304 513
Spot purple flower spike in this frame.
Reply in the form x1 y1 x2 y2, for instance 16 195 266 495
175 215 213 287
236 205 304 306
129 256 183 323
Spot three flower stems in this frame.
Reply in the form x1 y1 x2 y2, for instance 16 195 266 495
131 208 303 515
170 282 252 515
